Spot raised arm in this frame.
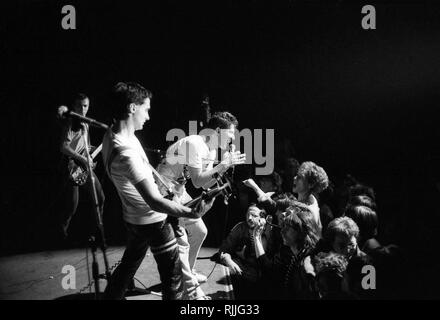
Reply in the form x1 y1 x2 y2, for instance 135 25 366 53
243 178 278 215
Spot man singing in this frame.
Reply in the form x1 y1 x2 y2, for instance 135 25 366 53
157 111 246 285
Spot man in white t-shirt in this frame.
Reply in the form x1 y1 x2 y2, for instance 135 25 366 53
102 82 213 300
157 111 246 283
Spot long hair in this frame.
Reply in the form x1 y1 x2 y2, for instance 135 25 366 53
297 161 329 195
284 204 321 252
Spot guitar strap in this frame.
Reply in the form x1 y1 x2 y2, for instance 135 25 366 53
104 143 192 237
104 144 174 196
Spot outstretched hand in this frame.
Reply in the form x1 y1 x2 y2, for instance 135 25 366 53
243 178 258 190
222 149 246 169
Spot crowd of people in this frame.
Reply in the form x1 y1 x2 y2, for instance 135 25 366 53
216 161 407 299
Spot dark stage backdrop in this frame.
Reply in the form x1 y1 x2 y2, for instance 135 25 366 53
2 0 440 297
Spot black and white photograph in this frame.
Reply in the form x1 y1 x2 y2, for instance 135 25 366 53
1 0 440 305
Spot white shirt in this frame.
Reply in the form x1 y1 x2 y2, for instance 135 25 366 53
307 195 322 231
102 130 167 225
157 135 215 184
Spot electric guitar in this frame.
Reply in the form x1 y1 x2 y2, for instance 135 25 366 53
151 165 234 208
68 144 102 186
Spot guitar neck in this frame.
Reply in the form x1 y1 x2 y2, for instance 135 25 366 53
184 183 230 207
91 144 103 159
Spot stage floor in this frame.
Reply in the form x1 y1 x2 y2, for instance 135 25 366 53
0 247 234 300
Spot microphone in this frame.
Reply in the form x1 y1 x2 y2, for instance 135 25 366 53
144 148 166 155
265 215 281 229
57 106 109 130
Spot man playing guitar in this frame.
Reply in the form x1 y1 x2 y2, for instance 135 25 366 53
58 93 105 241
157 111 246 286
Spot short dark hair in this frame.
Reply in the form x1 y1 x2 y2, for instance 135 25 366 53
111 82 152 120
344 205 378 241
72 93 89 105
349 184 376 201
347 195 376 210
325 217 360 246
206 111 238 130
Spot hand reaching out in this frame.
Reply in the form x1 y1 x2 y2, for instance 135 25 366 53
222 148 246 169
243 178 258 190
243 179 267 200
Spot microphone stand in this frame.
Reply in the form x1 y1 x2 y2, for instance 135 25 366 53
83 127 111 299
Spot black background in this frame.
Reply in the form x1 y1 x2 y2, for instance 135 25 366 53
1 0 440 298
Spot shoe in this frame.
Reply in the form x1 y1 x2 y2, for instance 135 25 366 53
192 270 207 283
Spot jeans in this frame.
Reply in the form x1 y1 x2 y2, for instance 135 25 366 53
59 170 105 237
175 227 206 299
104 220 182 300
180 218 208 270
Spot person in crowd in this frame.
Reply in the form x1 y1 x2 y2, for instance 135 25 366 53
217 204 269 299
312 251 355 299
344 205 381 254
244 161 329 232
253 203 320 299
349 184 376 201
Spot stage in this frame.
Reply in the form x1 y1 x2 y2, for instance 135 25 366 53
0 247 234 300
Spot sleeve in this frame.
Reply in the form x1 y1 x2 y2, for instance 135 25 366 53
219 223 245 255
116 148 153 185
60 124 73 146
258 197 278 216
257 252 279 273
257 245 290 275
183 139 203 169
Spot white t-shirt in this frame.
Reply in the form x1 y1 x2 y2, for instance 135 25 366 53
308 195 322 231
102 130 167 225
157 135 215 185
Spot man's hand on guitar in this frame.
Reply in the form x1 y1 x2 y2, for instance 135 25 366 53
78 156 94 171
189 195 215 219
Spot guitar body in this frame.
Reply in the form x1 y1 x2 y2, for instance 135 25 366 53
67 144 102 186
67 159 96 186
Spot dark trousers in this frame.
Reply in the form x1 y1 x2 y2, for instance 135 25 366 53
59 171 105 237
104 220 183 300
